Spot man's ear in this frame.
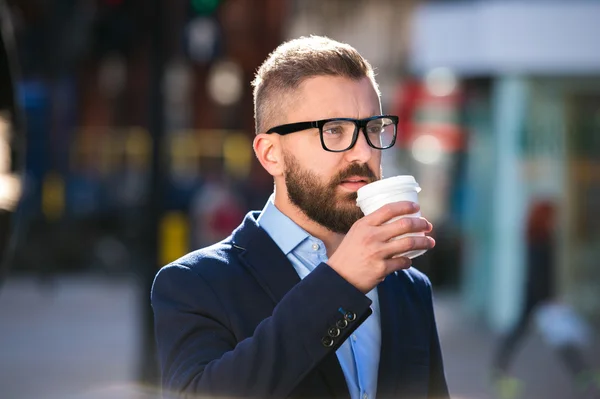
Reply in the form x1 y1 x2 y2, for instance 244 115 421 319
253 133 284 177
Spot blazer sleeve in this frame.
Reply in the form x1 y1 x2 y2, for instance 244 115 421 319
151 261 372 399
425 279 451 398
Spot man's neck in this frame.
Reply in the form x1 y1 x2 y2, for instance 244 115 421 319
273 191 344 257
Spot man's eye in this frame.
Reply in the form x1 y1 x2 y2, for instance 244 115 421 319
323 126 344 135
367 126 383 134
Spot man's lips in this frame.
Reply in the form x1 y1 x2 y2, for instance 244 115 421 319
339 177 371 190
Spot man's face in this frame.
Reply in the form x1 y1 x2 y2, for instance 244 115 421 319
279 76 383 233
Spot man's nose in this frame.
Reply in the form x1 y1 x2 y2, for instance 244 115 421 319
344 128 374 163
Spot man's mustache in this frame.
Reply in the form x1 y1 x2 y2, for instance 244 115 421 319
331 163 378 187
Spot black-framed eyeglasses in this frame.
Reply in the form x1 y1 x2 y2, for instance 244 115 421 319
265 115 399 152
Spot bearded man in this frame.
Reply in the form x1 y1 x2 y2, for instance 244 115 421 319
151 36 450 399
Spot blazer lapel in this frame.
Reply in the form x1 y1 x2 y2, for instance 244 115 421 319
240 238 301 303
232 212 349 398
376 272 405 396
231 212 301 303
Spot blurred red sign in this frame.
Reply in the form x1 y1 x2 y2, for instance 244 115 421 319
394 78 466 152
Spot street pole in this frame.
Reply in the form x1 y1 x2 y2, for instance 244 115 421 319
0 0 25 287
139 0 165 387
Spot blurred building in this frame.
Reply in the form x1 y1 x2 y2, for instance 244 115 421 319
410 0 600 333
8 0 285 273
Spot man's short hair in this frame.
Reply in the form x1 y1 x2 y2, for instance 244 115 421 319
251 35 380 134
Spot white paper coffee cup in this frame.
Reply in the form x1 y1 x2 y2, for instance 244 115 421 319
356 175 427 259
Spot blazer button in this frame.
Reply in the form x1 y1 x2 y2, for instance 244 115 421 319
328 327 340 338
322 336 334 348
344 311 356 322
336 319 348 329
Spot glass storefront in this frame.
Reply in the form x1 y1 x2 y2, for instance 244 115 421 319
460 76 600 331
564 88 600 328
522 78 600 329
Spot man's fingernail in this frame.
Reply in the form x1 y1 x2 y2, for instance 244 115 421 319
413 203 420 211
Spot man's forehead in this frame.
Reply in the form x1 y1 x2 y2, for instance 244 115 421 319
283 76 380 121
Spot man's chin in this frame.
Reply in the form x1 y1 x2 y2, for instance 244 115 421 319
300 202 363 234
335 202 365 220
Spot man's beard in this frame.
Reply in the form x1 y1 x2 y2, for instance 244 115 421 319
283 151 379 234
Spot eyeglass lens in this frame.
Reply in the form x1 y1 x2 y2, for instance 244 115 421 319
321 117 396 151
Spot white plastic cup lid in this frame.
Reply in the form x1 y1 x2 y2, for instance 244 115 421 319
356 175 420 203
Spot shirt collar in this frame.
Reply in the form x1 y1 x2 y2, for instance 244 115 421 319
257 195 310 255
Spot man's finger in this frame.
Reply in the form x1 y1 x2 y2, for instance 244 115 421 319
364 201 420 226
384 257 412 273
382 235 435 259
376 217 432 242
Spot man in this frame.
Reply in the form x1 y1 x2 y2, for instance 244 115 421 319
152 36 450 399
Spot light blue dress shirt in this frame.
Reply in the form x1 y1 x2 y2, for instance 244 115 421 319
257 196 381 399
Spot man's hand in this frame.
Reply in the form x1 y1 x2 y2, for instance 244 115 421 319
327 201 434 293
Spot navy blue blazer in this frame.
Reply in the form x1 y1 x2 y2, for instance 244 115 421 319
151 211 449 399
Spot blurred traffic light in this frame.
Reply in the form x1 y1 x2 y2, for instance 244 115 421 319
190 0 220 16
185 0 222 63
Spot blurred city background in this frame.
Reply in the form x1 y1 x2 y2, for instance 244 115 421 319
0 0 599 398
